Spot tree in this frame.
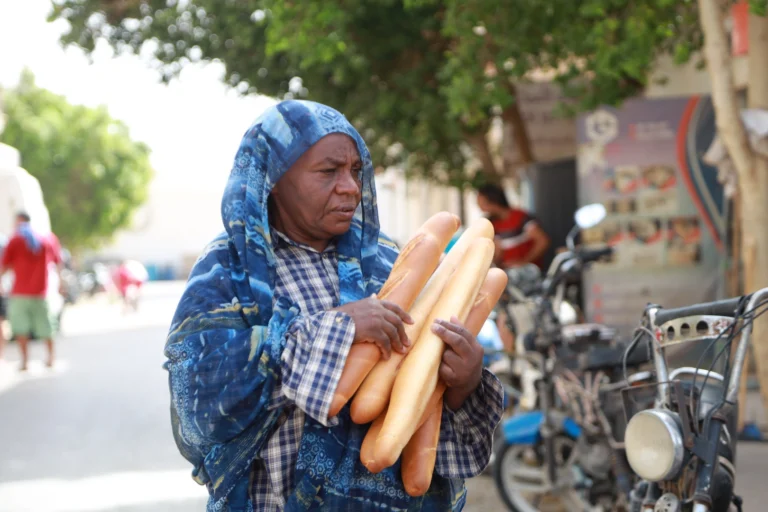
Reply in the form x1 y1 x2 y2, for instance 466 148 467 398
0 70 153 251
48 0 700 188
697 0 768 420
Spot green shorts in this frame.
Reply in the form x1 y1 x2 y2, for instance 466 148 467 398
7 297 54 340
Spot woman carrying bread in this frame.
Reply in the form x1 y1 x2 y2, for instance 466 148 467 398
163 100 503 512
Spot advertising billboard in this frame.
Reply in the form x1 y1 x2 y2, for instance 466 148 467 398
577 96 728 334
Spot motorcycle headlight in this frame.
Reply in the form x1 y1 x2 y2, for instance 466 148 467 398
625 409 685 482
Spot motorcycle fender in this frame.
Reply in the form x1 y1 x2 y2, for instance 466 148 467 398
500 410 581 445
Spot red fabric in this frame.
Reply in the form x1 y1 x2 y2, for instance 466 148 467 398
115 264 144 296
1 233 62 297
490 208 541 268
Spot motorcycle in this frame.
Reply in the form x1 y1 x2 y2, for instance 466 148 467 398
492 203 655 511
621 288 768 511
493 260 583 411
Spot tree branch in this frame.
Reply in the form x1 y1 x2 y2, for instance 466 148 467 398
466 129 501 182
501 84 535 169
697 0 755 177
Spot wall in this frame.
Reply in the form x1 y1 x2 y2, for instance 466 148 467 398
645 54 749 99
86 175 226 279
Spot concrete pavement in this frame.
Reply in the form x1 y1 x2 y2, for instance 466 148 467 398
0 322 208 511
0 282 766 511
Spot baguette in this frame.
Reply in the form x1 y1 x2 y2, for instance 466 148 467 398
362 381 446 474
329 212 460 417
414 380 447 432
374 238 496 467
360 407 387 473
350 218 495 424
402 396 443 497
400 267 508 495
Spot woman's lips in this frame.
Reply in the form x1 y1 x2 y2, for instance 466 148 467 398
332 207 356 220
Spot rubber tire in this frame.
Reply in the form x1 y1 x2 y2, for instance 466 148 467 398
492 440 527 512
492 436 578 512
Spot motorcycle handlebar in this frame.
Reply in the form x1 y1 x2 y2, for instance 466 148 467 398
576 246 613 264
653 295 750 326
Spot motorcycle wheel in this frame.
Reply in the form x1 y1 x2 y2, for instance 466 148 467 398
492 436 593 512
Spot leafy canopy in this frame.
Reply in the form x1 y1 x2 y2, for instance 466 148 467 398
1 70 154 251
50 0 700 186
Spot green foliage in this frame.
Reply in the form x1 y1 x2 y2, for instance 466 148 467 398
49 0 701 186
751 0 768 16
0 70 153 251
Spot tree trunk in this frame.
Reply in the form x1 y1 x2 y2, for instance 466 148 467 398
742 12 768 425
467 130 501 183
501 85 535 194
501 92 535 167
738 172 768 418
700 0 768 419
697 0 754 173
731 192 750 431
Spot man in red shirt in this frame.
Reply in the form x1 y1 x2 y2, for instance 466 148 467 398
476 184 550 269
0 212 62 370
476 184 551 353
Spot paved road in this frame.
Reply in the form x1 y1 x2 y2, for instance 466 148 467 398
0 283 766 511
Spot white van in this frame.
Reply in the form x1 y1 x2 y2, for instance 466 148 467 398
0 143 63 328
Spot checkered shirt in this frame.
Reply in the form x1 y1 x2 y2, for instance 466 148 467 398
249 231 504 510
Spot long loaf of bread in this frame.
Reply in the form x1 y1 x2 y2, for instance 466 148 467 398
328 212 460 417
401 396 443 497
400 267 509 496
360 406 387 473
374 238 496 467
350 218 495 424
360 380 447 474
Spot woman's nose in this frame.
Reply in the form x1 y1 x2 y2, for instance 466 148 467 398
336 168 361 195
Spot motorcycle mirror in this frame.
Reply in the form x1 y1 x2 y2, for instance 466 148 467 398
574 203 607 230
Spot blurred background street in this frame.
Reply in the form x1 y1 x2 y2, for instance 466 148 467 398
3 0 768 510
1 282 767 511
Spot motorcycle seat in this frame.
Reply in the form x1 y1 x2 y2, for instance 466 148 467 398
578 342 652 373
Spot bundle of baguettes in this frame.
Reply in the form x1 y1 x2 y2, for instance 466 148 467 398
371 236 496 470
327 212 505 494
328 211 461 417
349 218 497 424
360 267 507 484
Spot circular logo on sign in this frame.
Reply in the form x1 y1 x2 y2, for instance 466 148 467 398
585 109 619 144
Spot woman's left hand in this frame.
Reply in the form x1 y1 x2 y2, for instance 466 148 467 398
431 316 484 411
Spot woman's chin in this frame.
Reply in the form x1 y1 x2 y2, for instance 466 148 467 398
326 219 354 236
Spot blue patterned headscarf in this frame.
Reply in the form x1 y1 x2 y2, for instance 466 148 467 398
164 101 464 511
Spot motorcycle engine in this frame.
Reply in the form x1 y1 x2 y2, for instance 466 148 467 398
576 438 613 480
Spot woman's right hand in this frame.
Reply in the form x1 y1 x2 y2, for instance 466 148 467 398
334 295 413 359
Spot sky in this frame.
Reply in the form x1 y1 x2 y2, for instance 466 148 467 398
0 0 277 263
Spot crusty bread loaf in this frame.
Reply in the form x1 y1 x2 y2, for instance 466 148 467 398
329 212 460 417
401 396 443 497
373 238 495 467
350 218 495 424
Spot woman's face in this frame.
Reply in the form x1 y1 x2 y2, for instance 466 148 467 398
270 133 363 247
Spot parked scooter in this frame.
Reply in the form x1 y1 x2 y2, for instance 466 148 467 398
621 289 768 511
492 204 655 511
494 261 583 412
